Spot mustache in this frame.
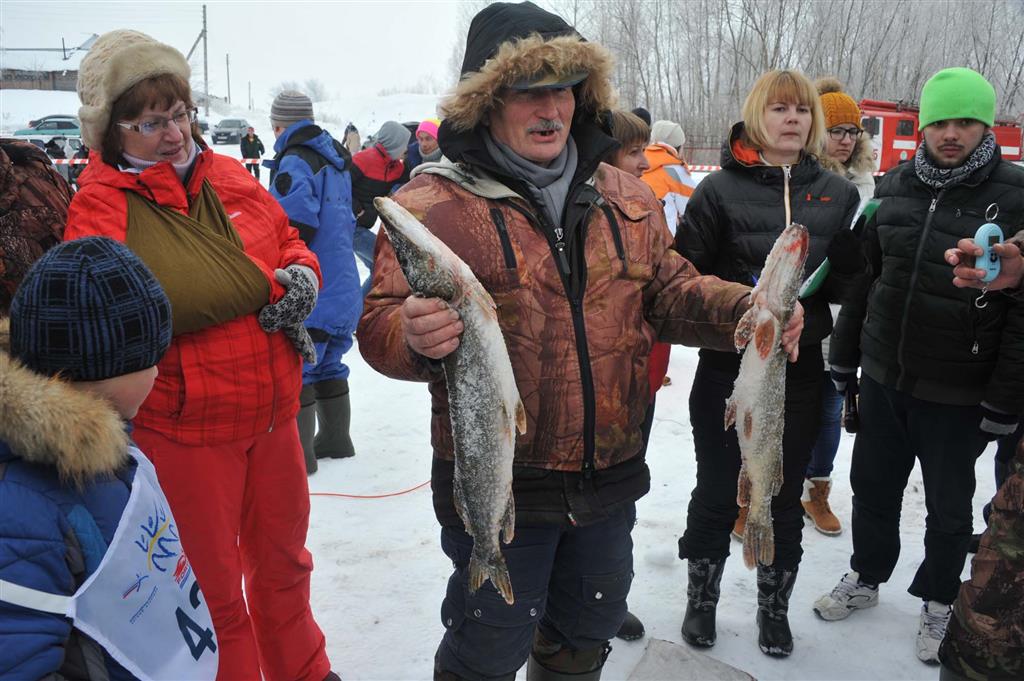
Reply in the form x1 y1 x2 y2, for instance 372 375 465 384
527 120 564 133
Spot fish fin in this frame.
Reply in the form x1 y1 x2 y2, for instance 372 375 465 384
742 518 775 569
468 548 515 605
515 401 527 435
737 465 751 507
501 493 515 545
754 316 780 359
453 477 469 531
734 305 757 350
724 397 737 430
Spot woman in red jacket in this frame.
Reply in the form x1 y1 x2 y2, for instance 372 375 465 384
65 30 338 681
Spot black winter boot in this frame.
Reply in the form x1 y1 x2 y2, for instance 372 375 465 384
527 630 609 680
681 557 725 647
298 384 317 475
614 610 645 641
313 378 355 459
756 565 798 657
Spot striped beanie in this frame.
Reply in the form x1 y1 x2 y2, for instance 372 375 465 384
10 237 172 381
271 90 315 125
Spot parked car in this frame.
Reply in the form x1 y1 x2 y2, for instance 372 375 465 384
14 118 81 137
211 118 249 144
27 114 80 129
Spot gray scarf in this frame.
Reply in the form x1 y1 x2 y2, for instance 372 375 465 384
483 130 578 230
914 131 997 190
421 147 442 163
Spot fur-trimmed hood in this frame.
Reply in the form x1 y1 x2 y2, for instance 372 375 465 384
440 10 616 132
0 318 128 483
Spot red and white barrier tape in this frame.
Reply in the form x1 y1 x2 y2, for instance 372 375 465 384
50 158 90 164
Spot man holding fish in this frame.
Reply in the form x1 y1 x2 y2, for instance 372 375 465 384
357 3 804 679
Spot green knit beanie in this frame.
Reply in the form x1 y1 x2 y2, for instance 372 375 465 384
918 67 995 130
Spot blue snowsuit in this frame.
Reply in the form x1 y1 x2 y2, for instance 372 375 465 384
266 120 362 384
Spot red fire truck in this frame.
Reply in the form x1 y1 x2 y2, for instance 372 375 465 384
860 99 1023 172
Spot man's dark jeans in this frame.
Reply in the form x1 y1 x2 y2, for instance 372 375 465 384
850 375 988 604
436 504 635 680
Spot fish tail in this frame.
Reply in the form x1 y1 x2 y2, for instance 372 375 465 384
468 548 516 605
742 518 775 569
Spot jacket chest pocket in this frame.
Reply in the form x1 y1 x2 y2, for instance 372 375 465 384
598 195 655 281
460 205 521 295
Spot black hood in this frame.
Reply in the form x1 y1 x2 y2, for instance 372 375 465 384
460 1 580 77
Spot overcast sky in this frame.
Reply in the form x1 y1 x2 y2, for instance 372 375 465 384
1 0 464 107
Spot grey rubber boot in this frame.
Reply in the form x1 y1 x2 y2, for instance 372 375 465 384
314 378 355 459
298 384 317 475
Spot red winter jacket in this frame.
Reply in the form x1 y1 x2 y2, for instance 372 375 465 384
65 148 321 445
350 144 406 228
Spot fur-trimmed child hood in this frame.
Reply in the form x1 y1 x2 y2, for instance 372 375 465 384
440 1 616 132
0 317 128 484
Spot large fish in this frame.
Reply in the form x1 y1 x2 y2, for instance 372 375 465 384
374 197 526 605
724 223 809 568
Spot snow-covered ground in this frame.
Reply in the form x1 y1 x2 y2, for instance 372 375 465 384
3 87 999 680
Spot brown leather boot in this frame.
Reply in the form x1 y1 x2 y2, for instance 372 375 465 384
802 478 842 535
731 506 748 542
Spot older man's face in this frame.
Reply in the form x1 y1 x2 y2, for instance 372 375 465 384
488 87 575 165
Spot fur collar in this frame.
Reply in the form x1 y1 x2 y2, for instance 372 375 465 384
440 34 616 132
0 318 128 484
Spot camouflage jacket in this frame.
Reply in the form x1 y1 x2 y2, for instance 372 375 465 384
940 444 1024 679
357 158 750 473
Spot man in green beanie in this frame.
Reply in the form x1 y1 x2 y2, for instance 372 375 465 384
814 66 1024 665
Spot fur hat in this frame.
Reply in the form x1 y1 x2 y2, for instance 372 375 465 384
816 78 862 130
651 120 686 149
271 90 315 125
440 1 615 132
10 237 172 382
77 30 191 149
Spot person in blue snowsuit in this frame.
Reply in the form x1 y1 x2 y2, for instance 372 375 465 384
266 91 363 474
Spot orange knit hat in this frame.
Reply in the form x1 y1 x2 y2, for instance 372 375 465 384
816 78 861 129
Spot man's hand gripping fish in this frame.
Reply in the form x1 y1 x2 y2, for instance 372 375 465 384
725 223 809 568
374 197 526 605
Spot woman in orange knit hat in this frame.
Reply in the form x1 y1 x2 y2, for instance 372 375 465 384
816 78 875 202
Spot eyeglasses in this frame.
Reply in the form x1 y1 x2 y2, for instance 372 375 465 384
827 127 864 141
117 108 197 136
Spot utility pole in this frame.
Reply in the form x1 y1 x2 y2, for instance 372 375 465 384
226 53 231 105
203 4 209 117
248 81 253 110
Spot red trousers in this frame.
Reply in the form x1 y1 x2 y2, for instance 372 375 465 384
135 423 330 681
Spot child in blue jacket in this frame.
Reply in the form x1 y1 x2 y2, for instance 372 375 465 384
0 237 218 680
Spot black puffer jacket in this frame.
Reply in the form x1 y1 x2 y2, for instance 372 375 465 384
675 122 862 347
830 150 1024 411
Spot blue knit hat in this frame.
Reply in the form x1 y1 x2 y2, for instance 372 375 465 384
10 237 172 381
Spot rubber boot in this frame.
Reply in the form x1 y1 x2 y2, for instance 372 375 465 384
298 384 317 475
756 565 798 657
527 630 608 680
614 610 645 641
681 557 725 647
313 378 355 459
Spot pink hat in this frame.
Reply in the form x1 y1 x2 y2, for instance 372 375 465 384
416 117 440 140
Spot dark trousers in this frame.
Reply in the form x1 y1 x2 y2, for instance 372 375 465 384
678 345 822 569
246 160 260 180
436 504 635 680
849 375 987 604
807 372 844 478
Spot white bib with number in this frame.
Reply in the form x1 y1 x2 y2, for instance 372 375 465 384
0 447 218 680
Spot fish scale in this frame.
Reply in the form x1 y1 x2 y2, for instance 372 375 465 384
374 197 526 605
724 223 809 569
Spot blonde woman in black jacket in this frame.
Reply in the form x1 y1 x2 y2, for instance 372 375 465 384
673 69 862 658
